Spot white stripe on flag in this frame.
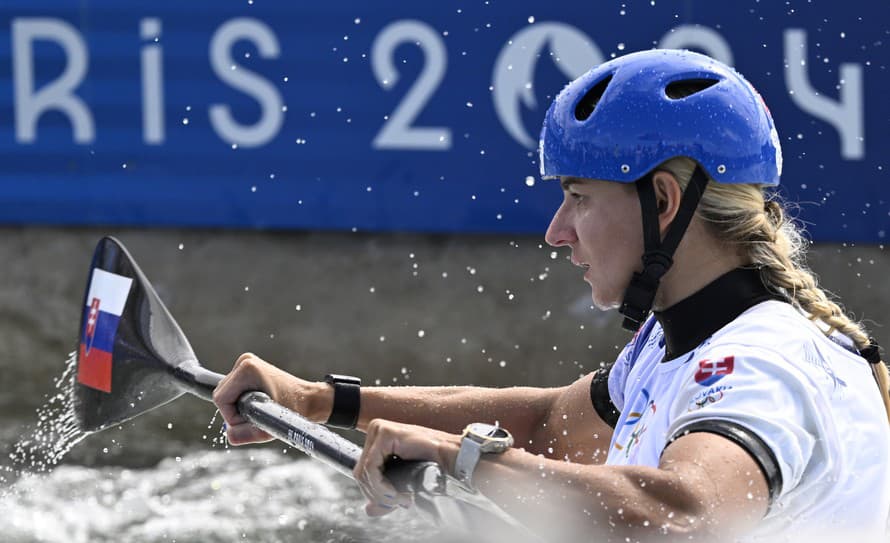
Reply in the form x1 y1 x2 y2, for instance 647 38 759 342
85 269 134 317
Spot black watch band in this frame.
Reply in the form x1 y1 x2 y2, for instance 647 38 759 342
324 374 361 429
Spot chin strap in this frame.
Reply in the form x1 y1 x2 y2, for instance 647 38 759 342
619 166 711 332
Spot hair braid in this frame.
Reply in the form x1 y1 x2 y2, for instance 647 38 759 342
753 199 870 347
660 157 870 348
659 157 890 423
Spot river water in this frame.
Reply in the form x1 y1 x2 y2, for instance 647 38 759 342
0 354 443 543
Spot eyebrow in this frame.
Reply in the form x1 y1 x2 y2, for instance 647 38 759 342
560 177 583 191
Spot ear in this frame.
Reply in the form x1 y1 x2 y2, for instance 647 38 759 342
651 170 683 236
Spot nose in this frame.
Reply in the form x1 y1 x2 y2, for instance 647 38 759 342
545 203 577 247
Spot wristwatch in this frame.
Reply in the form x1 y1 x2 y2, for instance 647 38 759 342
453 423 514 488
324 374 361 429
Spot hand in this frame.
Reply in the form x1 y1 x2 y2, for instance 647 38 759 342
212 352 330 445
354 419 461 517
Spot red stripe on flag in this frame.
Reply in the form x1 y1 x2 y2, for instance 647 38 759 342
77 343 112 393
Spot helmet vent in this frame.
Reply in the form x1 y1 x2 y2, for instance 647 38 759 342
574 75 613 121
665 78 719 99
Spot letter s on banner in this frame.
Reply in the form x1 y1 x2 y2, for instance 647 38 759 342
209 18 284 148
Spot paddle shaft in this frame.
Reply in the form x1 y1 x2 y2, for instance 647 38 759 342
173 362 363 479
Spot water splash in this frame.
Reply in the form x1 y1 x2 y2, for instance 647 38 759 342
5 351 86 479
0 449 438 543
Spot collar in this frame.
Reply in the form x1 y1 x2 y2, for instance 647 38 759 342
653 268 784 360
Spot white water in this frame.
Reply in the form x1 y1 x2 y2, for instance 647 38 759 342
1 449 439 543
0 353 442 542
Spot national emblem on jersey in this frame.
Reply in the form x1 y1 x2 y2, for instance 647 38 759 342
694 356 735 386
614 388 657 460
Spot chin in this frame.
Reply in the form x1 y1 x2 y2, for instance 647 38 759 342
589 287 621 312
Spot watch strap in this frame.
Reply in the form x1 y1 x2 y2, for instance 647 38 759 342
454 436 483 486
324 374 361 429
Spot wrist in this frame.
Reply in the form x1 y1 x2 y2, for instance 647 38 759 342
309 380 335 423
323 374 362 428
439 435 462 476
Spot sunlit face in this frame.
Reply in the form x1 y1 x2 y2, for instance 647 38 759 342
545 177 644 310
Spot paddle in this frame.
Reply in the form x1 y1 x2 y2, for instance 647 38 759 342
72 236 526 533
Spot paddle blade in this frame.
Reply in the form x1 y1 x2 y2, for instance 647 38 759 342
73 236 198 433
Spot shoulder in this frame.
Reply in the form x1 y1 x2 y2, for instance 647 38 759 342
704 300 854 363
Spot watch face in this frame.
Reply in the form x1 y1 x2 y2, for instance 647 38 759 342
465 423 513 451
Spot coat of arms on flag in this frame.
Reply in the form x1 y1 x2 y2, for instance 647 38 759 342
77 268 133 392
694 356 735 387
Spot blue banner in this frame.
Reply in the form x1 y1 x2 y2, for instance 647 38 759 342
0 1 886 241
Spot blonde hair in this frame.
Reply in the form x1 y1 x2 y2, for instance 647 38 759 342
660 157 890 422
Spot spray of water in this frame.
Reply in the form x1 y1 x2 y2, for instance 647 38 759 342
3 352 86 481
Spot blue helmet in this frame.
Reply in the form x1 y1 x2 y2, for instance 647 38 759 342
539 49 782 186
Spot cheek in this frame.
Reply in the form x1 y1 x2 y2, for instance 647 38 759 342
587 204 644 300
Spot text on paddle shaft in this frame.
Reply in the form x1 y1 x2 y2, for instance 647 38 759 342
287 429 315 455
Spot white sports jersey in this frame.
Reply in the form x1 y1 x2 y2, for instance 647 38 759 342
606 300 890 541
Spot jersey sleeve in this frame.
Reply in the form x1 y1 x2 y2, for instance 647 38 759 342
665 346 819 504
607 342 633 413
609 316 660 413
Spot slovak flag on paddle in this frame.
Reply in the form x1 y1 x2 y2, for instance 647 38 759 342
77 268 133 393
694 356 735 387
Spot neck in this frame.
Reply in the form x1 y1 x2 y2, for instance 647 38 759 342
654 268 783 360
652 224 747 311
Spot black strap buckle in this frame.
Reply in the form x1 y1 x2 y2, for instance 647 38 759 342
620 271 658 331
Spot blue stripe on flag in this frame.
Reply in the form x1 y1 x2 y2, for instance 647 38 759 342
81 305 122 354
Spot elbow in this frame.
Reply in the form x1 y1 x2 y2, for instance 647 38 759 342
601 477 719 540
604 505 718 541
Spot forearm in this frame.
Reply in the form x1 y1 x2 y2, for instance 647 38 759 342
356 385 559 444
473 450 715 541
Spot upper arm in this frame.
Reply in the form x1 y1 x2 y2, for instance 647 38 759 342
659 430 770 533
530 372 615 464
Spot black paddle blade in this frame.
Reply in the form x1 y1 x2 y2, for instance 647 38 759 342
73 236 199 433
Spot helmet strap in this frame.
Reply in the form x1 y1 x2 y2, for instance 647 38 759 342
619 165 710 331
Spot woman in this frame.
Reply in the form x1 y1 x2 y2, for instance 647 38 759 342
213 50 890 541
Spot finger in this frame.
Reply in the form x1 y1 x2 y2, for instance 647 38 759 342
225 421 273 445
212 374 246 427
234 352 257 368
212 357 267 426
355 422 411 509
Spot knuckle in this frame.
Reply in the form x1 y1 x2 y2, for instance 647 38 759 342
235 352 256 366
367 418 386 434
